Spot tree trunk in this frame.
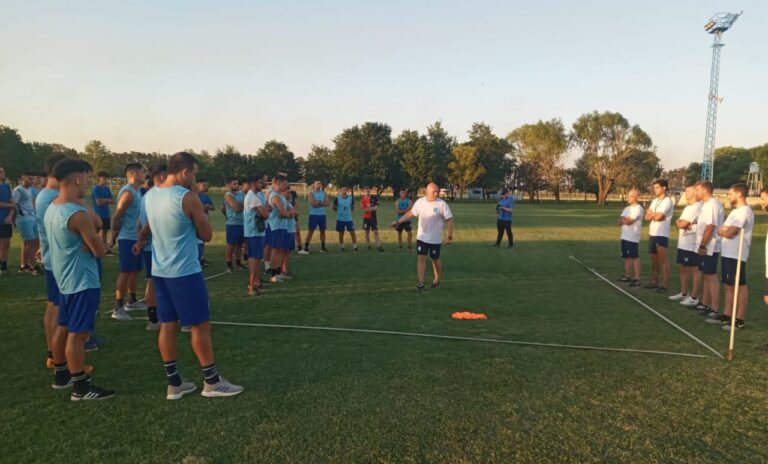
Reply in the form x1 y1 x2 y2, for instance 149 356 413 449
553 186 561 202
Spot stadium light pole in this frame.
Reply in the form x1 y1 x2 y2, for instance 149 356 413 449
700 11 742 182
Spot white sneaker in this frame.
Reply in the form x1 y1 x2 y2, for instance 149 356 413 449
680 296 699 307
668 292 686 301
126 300 147 310
167 381 196 400
264 261 271 271
298 249 309 255
146 321 160 331
111 307 132 321
201 377 244 398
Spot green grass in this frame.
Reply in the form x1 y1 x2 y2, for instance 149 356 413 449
3 197 768 463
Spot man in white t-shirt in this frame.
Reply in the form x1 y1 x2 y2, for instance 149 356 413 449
670 185 703 306
703 183 754 329
392 183 453 293
617 188 644 286
693 180 725 316
644 179 674 293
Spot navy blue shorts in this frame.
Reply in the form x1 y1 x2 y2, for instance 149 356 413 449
143 250 153 279
676 249 700 267
45 270 61 304
620 240 639 259
416 240 442 260
363 218 378 231
154 273 210 327
247 236 265 260
648 235 669 254
226 224 244 245
336 220 355 232
287 232 296 251
396 221 412 232
308 215 326 231
118 239 144 273
699 252 719 275
721 257 747 286
58 288 100 333
267 228 292 251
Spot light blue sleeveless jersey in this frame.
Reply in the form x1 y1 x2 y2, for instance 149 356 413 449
144 185 201 278
35 187 59 269
225 191 244 225
139 193 152 251
267 191 290 231
44 202 100 294
309 191 326 216
336 195 353 222
396 198 411 222
116 184 142 240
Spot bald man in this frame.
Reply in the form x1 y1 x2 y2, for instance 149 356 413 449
392 183 453 292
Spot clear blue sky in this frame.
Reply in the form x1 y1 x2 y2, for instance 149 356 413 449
1 0 765 169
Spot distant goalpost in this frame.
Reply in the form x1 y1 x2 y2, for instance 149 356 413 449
290 182 309 199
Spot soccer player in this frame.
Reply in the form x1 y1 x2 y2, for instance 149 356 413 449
139 151 243 399
244 175 269 295
92 171 115 254
361 187 383 252
391 183 454 292
12 172 41 274
46 159 113 400
267 175 295 282
670 185 703 306
0 165 14 275
224 178 245 272
110 163 146 320
493 189 515 248
704 183 754 329
304 180 329 253
694 180 724 317
617 188 643 286
394 189 413 251
644 179 674 293
281 189 297 275
136 164 168 331
290 188 308 255
333 186 357 252
196 178 215 267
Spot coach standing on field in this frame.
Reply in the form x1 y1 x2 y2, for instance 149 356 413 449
392 183 453 293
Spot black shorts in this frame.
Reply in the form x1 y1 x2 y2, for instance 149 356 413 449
0 224 11 239
396 222 412 232
648 235 669 254
363 218 378 231
99 218 111 231
699 252 719 275
721 257 747 286
416 240 441 260
676 249 700 267
620 240 639 259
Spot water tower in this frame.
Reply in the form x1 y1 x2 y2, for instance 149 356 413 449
746 162 762 196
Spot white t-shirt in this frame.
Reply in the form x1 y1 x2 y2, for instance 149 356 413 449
720 205 754 261
695 197 724 256
411 197 453 244
677 202 702 252
648 196 674 238
620 204 644 243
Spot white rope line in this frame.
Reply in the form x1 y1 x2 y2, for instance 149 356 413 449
569 255 724 360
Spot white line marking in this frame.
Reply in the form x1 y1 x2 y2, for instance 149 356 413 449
569 255 724 360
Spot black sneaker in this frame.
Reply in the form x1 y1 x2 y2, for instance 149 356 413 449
655 286 668 294
491 243 499 248
697 305 712 316
431 281 441 289
721 319 745 330
643 282 658 289
320 247 328 253
18 265 32 273
378 247 384 252
417 283 425 293
617 275 631 283
31 266 42 276
71 385 116 401
628 279 641 287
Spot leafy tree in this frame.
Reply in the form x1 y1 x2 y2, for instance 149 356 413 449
332 122 399 192
396 129 430 190
81 140 115 174
255 140 300 180
570 111 654 205
465 122 513 196
685 162 702 185
448 145 485 200
508 119 568 201
614 149 662 192
0 126 34 180
302 145 334 185
424 121 456 186
663 167 689 190
713 146 751 188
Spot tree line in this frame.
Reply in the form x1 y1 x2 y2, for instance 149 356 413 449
2 115 763 204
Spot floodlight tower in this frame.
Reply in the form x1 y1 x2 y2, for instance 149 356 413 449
701 11 742 182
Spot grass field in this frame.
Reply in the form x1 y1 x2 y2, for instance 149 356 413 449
2 197 768 463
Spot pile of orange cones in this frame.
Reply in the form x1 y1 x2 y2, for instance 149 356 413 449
451 311 487 320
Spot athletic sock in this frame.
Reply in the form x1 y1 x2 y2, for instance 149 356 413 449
47 350 53 360
0 261 7 271
321 241 325 248
304 243 309 251
227 261 233 269
71 371 89 395
54 363 69 384
115 298 125 309
236 259 243 267
202 363 220 385
128 293 137 304
264 261 271 270
164 360 182 387
147 306 158 323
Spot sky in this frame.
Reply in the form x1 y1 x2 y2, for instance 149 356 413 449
1 0 766 170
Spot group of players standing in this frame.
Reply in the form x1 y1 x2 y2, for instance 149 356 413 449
618 179 764 331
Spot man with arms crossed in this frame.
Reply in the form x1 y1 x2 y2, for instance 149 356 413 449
361 186 383 252
617 188 643 286
392 183 453 293
92 172 115 255
303 180 329 253
244 175 269 295
266 175 295 283
138 152 243 399
13 172 41 274
333 186 357 252
670 185 703 307
644 179 674 293
0 165 14 275
694 181 725 316
223 178 245 272
46 159 112 400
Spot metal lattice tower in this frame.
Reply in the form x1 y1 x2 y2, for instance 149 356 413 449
701 11 742 182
